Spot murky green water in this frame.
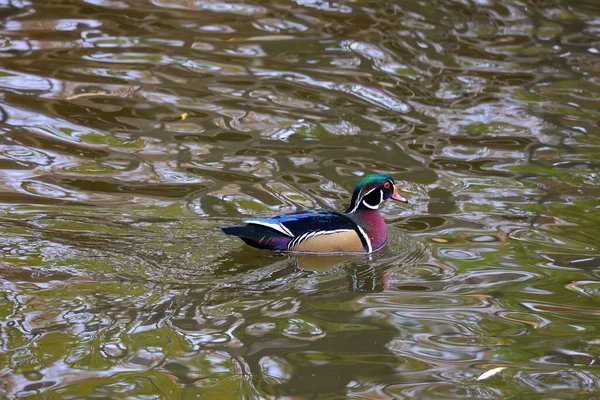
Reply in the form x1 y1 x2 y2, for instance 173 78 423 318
0 0 599 397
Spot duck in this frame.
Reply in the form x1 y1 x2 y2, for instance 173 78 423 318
220 174 408 254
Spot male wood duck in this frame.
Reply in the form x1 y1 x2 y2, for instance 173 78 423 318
220 174 408 254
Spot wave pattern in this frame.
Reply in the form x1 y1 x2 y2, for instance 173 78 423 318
0 0 599 397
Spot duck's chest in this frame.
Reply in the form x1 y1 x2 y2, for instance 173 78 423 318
353 210 388 252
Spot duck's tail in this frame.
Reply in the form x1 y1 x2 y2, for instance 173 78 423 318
220 225 290 251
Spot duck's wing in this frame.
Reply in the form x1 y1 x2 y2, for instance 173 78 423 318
221 210 371 253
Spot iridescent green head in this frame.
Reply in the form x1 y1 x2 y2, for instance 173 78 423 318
346 174 408 213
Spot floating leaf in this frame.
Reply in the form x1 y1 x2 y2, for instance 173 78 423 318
476 367 507 381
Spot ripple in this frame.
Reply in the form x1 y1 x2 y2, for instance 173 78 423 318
440 145 492 160
1 0 600 398
281 317 325 341
21 181 70 198
0 69 52 91
293 0 352 13
0 145 52 167
197 24 236 33
424 334 513 349
386 383 505 399
150 0 267 15
566 280 600 297
515 369 599 392
84 52 180 65
534 349 600 367
252 18 309 33
437 248 482 261
393 262 457 281
4 19 103 31
259 356 292 383
521 302 600 316
245 321 277 336
510 229 594 252
261 298 301 317
389 338 484 362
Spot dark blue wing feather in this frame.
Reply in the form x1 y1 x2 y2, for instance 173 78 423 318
248 209 357 236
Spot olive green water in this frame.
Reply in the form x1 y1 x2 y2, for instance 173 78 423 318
0 0 599 398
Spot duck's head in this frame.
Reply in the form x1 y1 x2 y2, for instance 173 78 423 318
346 174 408 213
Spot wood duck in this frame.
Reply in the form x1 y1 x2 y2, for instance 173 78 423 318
220 174 408 254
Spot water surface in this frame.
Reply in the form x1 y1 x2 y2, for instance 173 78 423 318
1 0 599 398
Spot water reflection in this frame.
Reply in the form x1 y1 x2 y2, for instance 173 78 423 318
1 0 600 397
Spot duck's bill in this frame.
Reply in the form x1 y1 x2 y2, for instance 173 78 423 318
392 187 408 203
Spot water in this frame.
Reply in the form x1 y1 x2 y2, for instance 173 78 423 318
0 0 599 397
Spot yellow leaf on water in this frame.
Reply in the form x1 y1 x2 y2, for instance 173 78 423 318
181 112 188 120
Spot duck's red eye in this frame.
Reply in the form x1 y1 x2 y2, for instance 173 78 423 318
383 182 390 189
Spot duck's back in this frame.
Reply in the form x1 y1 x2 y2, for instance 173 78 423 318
221 209 370 253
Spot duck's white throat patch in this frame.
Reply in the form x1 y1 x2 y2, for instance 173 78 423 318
362 189 383 209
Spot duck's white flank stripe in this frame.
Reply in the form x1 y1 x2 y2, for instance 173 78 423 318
288 231 311 249
244 219 294 237
356 225 372 253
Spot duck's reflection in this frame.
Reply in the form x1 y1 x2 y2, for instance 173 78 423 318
211 249 393 293
173 243 426 397
186 250 409 397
